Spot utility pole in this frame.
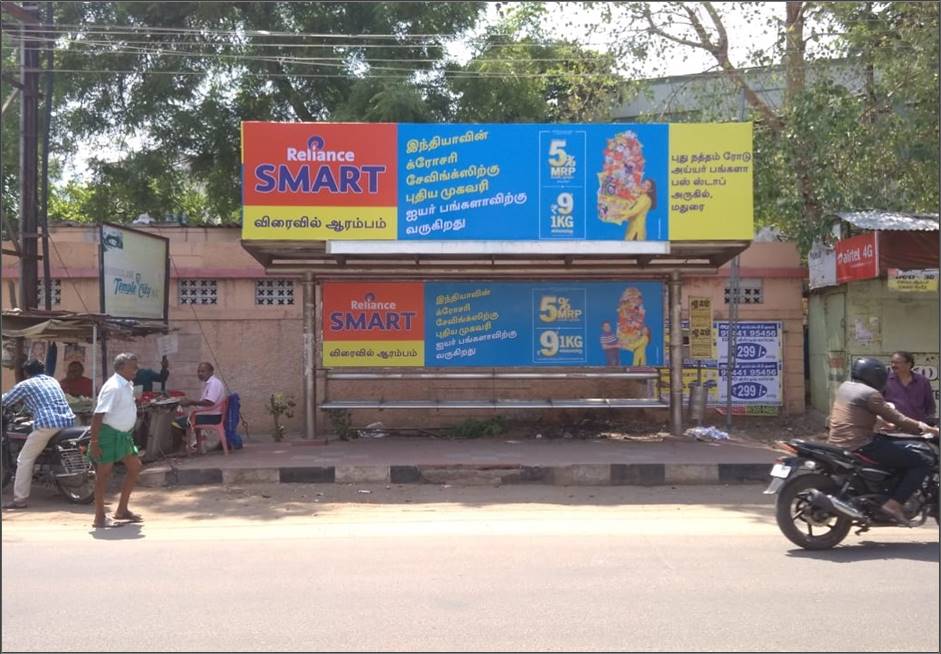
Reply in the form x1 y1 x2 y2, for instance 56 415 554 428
4 2 42 312
2 2 41 381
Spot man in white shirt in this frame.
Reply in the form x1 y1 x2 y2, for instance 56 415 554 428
90 352 144 529
173 362 226 453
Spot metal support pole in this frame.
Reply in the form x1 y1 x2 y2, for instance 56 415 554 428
91 324 97 395
302 272 315 440
669 270 683 436
725 256 741 431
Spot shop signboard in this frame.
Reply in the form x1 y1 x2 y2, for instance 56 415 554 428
835 232 879 283
887 268 939 293
322 281 664 368
808 239 837 289
242 122 753 242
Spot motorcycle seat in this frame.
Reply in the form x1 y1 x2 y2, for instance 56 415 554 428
51 427 90 444
791 439 855 459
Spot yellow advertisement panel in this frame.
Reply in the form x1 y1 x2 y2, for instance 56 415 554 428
242 206 397 240
658 367 720 402
323 340 425 367
688 296 714 359
668 123 753 240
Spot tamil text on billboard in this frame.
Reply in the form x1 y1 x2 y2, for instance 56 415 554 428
323 281 665 368
242 122 753 242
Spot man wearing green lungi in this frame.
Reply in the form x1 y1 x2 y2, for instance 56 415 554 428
90 352 144 529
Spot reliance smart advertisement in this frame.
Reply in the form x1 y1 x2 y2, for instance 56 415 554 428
323 281 665 368
242 122 753 242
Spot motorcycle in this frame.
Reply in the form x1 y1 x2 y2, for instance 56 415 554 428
1 408 96 504
765 434 940 550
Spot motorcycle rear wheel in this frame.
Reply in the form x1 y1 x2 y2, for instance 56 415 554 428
776 473 852 550
55 474 96 504
1 444 13 490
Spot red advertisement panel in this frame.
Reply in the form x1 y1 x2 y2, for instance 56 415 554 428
242 122 397 207
322 282 424 342
836 232 879 283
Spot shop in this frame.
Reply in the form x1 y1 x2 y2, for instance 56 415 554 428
808 212 940 412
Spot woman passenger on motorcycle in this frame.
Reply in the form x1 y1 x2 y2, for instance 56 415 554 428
828 357 939 524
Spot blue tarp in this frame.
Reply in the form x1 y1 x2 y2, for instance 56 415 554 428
225 393 244 449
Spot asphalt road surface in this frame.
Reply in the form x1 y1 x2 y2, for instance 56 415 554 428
2 484 938 652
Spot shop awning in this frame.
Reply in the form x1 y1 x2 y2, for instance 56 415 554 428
1 310 171 343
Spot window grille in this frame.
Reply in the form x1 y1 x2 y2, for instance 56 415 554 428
36 279 62 306
724 278 763 305
179 279 218 305
255 279 295 305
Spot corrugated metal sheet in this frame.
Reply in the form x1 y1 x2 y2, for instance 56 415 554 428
837 211 940 231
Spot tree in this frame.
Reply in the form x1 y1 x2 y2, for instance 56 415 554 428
452 4 625 123
593 1 939 252
3 1 487 224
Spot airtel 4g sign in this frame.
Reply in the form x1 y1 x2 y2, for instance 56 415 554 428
836 232 879 283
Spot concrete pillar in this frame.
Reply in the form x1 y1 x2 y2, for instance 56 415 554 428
302 272 315 440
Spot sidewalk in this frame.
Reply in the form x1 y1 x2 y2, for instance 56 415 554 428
139 435 780 488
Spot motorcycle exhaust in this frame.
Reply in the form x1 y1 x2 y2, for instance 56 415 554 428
807 489 865 521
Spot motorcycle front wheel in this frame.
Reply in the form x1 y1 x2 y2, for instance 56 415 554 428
775 473 852 550
55 473 96 504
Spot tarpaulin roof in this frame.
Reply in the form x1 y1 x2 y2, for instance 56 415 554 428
836 211 940 231
1 310 171 343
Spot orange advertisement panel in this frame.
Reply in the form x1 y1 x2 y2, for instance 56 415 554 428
323 282 424 367
242 122 397 208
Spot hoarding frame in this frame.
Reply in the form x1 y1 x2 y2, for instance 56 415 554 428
98 222 171 322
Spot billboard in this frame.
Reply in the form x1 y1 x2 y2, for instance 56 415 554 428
323 280 665 368
99 224 169 321
242 122 753 242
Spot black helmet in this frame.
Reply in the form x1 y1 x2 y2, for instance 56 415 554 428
851 357 888 391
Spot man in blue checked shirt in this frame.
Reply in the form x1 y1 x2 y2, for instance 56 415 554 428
1 359 76 509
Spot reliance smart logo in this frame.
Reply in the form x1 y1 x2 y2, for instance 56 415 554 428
241 122 398 240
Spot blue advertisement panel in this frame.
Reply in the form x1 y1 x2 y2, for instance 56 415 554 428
398 123 669 241
425 281 664 367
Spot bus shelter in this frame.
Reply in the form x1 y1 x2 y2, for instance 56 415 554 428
240 121 754 438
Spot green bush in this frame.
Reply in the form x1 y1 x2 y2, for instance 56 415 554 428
447 416 507 439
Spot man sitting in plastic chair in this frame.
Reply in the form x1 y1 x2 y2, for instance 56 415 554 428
171 362 226 455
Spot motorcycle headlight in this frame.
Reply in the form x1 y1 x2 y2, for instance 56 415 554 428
803 461 817 470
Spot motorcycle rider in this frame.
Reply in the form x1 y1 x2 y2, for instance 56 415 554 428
829 357 940 523
1 359 76 509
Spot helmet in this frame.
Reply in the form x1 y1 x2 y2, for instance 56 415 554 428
851 357 888 391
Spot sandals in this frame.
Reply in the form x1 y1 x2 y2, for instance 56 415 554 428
92 516 125 529
113 510 144 523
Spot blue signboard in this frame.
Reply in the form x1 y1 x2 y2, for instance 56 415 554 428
398 123 670 241
424 281 664 367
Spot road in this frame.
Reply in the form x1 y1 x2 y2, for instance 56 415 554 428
2 483 938 652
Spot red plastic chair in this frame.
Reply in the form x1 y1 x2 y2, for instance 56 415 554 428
188 396 229 455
